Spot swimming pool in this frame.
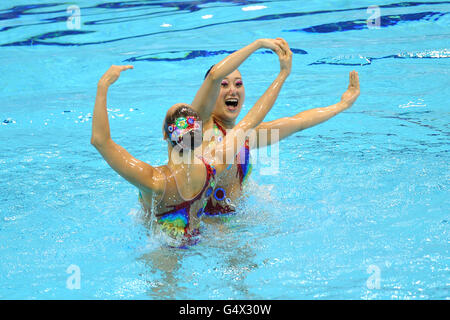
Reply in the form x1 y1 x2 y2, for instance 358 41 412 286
0 0 448 299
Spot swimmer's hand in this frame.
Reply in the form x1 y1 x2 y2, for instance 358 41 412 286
340 71 360 107
98 65 134 88
256 38 284 54
275 38 292 76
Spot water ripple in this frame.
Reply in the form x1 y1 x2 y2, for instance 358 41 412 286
1 1 449 47
287 11 448 33
124 48 307 62
310 49 450 66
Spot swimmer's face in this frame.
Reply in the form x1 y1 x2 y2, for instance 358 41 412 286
213 70 245 123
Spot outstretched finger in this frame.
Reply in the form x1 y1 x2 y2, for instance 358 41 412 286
119 65 134 71
352 71 359 89
354 72 360 89
348 71 359 89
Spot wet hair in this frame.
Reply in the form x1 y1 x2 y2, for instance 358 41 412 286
204 64 241 80
163 104 202 151
204 64 215 80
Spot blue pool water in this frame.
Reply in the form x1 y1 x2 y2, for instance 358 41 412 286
0 0 449 299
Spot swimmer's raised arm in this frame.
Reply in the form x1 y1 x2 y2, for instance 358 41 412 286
235 38 291 133
255 70 360 148
209 40 291 170
190 38 283 123
91 65 133 144
91 65 165 194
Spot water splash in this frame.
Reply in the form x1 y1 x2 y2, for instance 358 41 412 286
399 99 427 109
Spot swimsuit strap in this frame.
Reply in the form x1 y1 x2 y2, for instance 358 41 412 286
213 119 251 187
196 156 216 199
236 138 251 186
213 119 227 136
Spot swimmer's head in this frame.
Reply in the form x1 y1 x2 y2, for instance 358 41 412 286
204 65 215 80
205 65 245 125
163 103 202 151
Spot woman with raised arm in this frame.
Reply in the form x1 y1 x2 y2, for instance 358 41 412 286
191 38 360 217
90 38 286 247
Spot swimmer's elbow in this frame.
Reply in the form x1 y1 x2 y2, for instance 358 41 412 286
236 118 258 132
90 135 100 147
205 66 220 82
90 135 110 148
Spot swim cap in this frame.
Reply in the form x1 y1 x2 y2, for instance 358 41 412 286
164 105 202 151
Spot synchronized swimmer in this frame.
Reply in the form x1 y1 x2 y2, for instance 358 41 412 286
91 38 360 247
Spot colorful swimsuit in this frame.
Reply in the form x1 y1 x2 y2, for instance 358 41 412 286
140 157 216 246
202 120 252 216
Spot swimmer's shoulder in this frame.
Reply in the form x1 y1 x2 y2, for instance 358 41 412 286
140 165 167 196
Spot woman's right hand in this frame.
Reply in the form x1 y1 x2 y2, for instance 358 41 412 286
98 65 134 88
275 38 293 76
340 71 360 107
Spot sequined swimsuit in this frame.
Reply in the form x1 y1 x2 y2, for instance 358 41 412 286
202 120 252 216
